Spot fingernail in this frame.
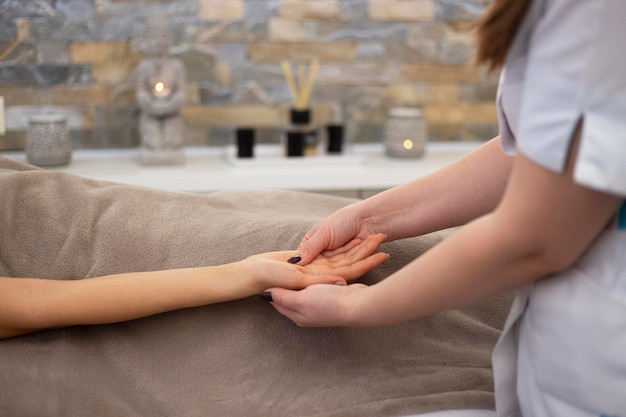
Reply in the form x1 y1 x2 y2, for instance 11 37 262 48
334 281 347 286
287 255 302 264
261 292 273 302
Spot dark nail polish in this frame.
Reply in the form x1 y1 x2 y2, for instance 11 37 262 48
261 292 273 302
287 256 301 264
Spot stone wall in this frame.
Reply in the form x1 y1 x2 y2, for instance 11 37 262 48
0 0 498 150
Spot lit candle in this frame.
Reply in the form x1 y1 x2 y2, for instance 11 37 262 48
153 81 171 98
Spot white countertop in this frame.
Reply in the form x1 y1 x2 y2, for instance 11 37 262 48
1 142 483 193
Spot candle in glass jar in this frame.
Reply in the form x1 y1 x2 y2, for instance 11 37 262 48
384 107 427 158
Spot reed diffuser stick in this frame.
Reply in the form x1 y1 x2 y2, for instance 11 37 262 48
281 59 319 110
299 59 319 109
281 60 298 108
297 63 306 106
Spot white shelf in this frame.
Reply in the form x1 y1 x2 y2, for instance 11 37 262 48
1 142 483 194
224 144 366 167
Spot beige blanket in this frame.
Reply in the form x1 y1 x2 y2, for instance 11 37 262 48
0 156 512 417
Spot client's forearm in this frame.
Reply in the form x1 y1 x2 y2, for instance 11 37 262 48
0 263 250 339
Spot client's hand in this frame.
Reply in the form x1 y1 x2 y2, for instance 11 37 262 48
246 233 388 293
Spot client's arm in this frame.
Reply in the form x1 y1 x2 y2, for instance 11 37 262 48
0 234 387 339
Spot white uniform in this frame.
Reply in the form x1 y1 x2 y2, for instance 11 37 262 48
493 0 626 416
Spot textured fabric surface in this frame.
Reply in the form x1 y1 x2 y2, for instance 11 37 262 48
0 157 512 417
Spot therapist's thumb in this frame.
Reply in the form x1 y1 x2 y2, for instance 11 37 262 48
264 287 299 307
263 287 306 323
296 231 331 265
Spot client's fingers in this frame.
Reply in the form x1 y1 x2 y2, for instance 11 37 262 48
320 238 362 258
335 251 389 279
328 233 386 265
347 233 386 259
297 273 346 288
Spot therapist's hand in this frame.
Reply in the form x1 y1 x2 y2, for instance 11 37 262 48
247 233 388 293
267 282 369 327
295 204 381 266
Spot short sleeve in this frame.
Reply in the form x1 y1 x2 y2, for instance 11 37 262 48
498 0 626 197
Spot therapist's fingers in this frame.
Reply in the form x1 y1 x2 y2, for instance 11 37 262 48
296 228 334 265
297 215 362 265
267 283 368 327
267 289 309 325
268 286 336 327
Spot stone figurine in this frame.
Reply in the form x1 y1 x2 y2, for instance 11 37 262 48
136 13 186 165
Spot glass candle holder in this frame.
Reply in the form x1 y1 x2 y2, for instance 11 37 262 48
26 114 72 167
384 107 427 158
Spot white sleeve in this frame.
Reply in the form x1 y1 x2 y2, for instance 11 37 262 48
515 0 626 197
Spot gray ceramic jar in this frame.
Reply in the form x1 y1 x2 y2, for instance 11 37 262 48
26 114 72 167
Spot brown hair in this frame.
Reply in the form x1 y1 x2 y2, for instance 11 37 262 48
474 0 533 72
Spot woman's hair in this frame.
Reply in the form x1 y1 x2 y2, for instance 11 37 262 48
474 0 533 72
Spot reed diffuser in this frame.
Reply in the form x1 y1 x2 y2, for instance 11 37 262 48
281 59 319 156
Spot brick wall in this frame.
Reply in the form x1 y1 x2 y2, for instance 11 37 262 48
0 0 498 151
